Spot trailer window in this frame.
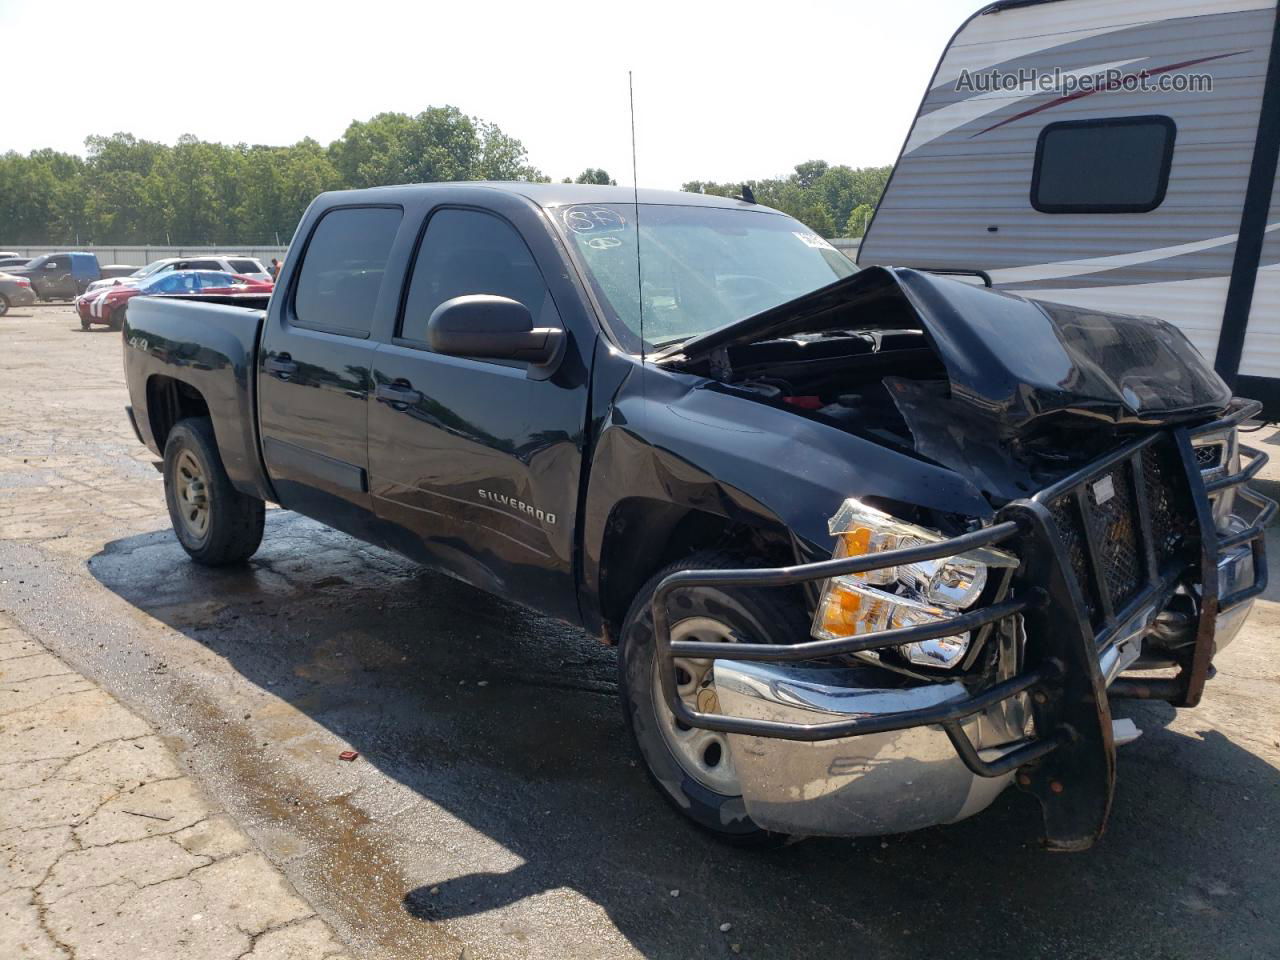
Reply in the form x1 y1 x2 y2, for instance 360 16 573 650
1032 116 1175 214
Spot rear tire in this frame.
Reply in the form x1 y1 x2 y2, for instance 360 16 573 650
0 295 9 317
618 549 808 847
163 417 264 565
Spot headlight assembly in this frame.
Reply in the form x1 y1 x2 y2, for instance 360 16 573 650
811 498 1018 669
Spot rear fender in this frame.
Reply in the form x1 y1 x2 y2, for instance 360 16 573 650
124 296 275 502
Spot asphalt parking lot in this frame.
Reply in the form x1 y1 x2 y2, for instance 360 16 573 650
3 303 1280 960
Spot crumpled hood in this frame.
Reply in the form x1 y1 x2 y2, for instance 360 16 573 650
665 266 1231 433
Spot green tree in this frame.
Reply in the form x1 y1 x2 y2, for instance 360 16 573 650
843 202 875 237
573 168 615 185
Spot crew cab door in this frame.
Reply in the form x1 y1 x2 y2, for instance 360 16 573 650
258 204 402 540
367 202 591 623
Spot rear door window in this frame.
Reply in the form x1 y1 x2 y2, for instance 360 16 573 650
1032 116 1176 214
293 206 402 337
228 258 263 274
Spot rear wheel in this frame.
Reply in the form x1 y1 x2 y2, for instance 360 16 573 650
0 295 9 317
618 549 808 846
163 417 264 565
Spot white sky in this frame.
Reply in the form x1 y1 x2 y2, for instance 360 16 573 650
0 0 979 189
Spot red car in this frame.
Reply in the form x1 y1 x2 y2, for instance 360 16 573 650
79 270 273 330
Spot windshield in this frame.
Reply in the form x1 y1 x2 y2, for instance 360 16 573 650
554 203 856 347
137 260 173 278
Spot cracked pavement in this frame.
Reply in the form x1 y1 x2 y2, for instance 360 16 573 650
2 304 1280 959
0 612 351 960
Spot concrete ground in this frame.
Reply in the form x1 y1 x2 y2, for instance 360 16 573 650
0 612 351 960
2 304 1279 960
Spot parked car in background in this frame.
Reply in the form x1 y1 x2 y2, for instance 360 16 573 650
3 252 104 299
80 270 272 329
0 271 37 316
79 259 180 301
191 255 272 283
100 264 141 280
79 255 272 305
0 251 22 259
0 256 32 269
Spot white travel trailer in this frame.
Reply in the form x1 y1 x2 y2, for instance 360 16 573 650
858 0 1280 411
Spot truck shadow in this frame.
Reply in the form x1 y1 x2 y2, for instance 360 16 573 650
89 512 1280 959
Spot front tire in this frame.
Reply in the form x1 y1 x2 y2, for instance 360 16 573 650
618 549 808 846
163 417 264 565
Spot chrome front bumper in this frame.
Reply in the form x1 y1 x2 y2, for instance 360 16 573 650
713 662 1029 836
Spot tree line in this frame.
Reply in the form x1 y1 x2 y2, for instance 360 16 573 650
0 107 889 244
682 160 891 239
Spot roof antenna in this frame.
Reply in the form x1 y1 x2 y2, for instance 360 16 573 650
738 183 756 204
629 70 645 361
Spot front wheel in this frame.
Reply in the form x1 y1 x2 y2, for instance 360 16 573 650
163 417 264 565
618 550 808 846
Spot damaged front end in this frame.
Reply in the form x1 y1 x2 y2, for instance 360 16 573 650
651 269 1272 848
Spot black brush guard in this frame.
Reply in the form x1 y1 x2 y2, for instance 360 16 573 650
651 399 1272 849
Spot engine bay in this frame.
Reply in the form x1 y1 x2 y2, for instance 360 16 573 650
658 267 1234 505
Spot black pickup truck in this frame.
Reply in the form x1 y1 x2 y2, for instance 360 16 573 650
122 183 1271 850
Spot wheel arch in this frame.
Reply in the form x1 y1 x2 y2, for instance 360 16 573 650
595 497 798 644
146 374 211 453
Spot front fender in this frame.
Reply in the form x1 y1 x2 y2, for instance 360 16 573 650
580 359 992 625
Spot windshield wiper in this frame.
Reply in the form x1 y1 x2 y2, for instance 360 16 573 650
651 335 693 349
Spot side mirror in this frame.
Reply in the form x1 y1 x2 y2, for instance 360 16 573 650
426 295 565 380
